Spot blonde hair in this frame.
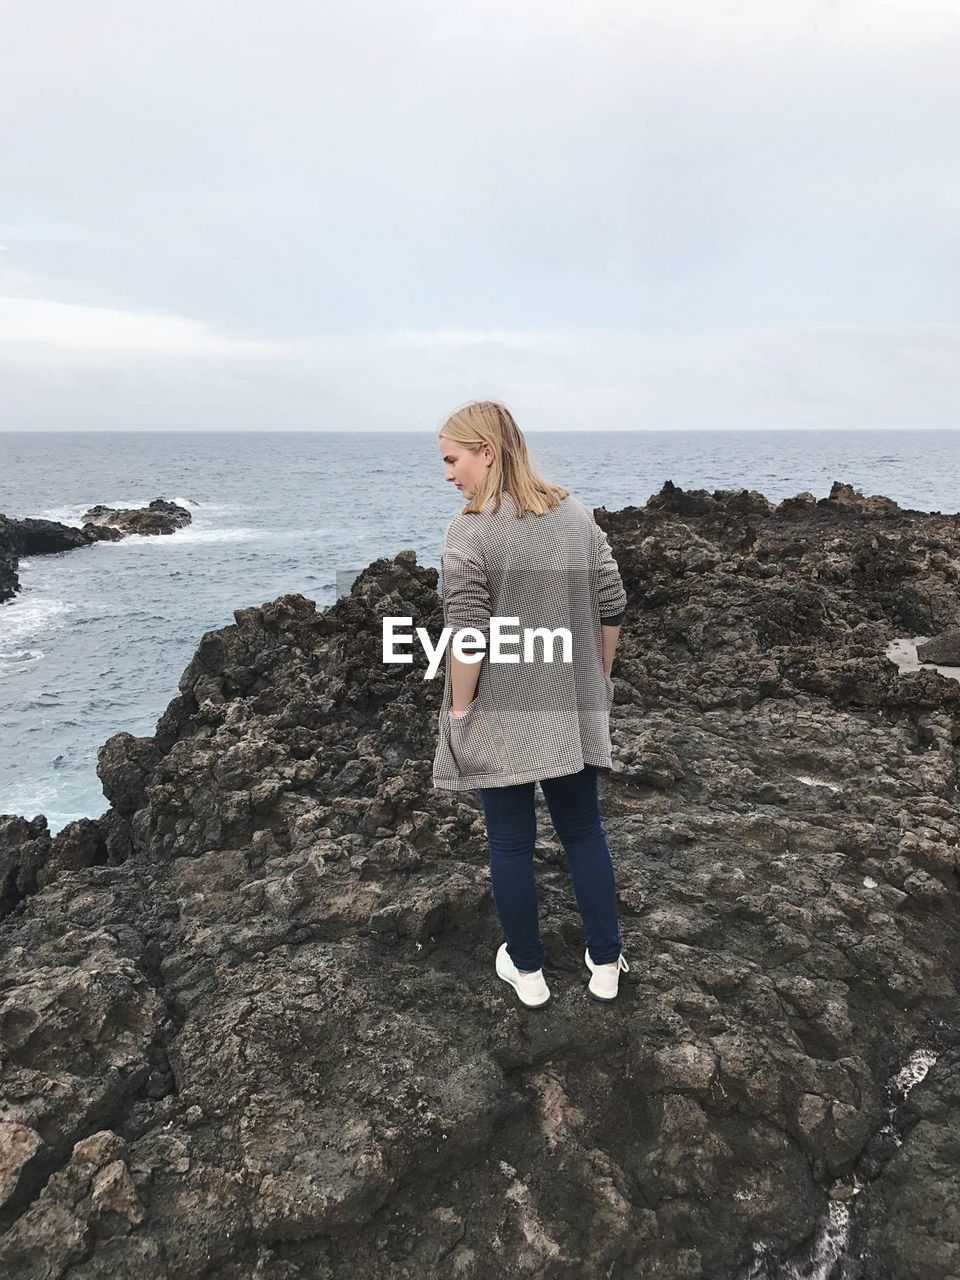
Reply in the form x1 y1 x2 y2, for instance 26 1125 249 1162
438 400 569 517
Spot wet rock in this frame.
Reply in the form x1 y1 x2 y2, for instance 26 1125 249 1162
844 1044 960 1280
917 628 960 666
81 498 192 537
0 514 91 557
0 514 92 603
0 500 192 604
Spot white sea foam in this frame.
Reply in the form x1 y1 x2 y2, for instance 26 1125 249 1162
121 525 260 545
35 495 213 527
34 504 91 526
23 497 282 548
0 595 77 674
0 786 107 834
0 775 59 822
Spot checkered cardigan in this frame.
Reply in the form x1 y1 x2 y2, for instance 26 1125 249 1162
432 490 627 791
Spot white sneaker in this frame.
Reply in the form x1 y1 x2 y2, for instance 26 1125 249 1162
496 943 551 1009
584 948 629 1002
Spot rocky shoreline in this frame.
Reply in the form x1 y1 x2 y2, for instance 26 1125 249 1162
1 479 960 1278
0 498 192 604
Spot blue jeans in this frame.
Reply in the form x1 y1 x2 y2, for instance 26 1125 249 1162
478 763 623 973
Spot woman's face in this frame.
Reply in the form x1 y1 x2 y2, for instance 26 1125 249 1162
439 436 494 499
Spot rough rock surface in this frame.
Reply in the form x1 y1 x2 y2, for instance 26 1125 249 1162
917 629 960 666
1 478 960 1279
0 499 192 604
80 498 192 538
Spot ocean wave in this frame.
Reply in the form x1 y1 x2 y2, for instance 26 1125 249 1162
122 526 261 545
0 596 77 674
34 505 90 526
0 646 45 675
33 496 229 526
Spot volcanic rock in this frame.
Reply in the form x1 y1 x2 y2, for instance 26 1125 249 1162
80 498 192 537
1 481 960 1278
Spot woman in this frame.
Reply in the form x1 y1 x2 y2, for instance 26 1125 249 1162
432 400 630 1010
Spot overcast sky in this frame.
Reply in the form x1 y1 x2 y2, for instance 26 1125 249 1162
1 0 958 431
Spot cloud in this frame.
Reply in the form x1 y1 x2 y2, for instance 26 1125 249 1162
0 320 956 432
0 1 957 428
0 296 281 357
2 0 958 336
384 329 569 351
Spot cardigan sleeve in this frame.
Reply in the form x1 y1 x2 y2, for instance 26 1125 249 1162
593 520 627 625
441 517 491 651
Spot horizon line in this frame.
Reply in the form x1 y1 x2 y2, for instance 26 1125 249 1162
3 426 960 436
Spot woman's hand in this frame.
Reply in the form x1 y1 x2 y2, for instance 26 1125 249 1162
450 707 468 719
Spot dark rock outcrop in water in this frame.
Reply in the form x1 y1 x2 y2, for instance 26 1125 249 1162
2 478 960 1279
81 498 192 538
0 499 192 603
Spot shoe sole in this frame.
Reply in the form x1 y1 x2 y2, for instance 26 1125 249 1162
586 986 619 1003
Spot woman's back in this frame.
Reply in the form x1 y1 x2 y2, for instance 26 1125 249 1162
431 488 627 790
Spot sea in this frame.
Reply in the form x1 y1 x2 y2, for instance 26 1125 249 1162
2 427 959 835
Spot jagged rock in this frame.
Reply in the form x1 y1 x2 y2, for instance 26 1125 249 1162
821 480 903 514
97 735 164 816
82 523 125 544
81 498 192 537
0 515 92 603
0 815 119 919
845 1045 960 1279
0 1130 144 1275
1 480 959 1277
0 816 52 918
0 514 91 557
0 1123 45 1212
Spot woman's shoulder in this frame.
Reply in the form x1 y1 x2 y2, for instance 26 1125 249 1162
560 491 593 522
443 508 484 551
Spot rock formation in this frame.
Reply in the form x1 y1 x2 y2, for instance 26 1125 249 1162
80 498 192 538
0 499 192 604
1 479 959 1278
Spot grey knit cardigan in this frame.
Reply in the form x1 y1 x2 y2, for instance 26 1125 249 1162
431 489 627 791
